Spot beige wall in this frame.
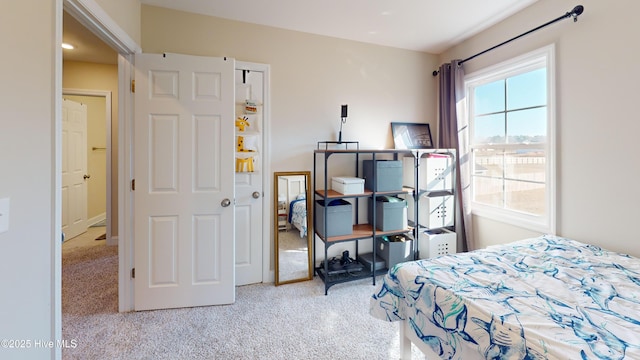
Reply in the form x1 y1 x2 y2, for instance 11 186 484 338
0 0 58 358
141 5 439 260
63 61 119 235
0 0 140 356
439 0 640 256
141 5 439 174
94 0 141 45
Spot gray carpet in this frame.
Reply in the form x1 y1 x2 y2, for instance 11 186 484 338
62 240 424 359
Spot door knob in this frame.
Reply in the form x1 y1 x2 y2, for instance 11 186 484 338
221 198 231 207
83 174 91 180
252 191 261 199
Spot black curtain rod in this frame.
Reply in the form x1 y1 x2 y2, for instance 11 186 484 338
433 5 584 76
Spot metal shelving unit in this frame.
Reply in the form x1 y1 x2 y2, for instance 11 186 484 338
405 149 457 260
313 145 414 294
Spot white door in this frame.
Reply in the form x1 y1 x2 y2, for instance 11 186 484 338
134 53 235 311
62 99 88 240
234 66 264 285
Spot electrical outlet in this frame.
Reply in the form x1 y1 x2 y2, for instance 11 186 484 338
0 197 9 233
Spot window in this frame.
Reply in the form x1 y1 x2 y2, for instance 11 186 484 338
465 45 555 233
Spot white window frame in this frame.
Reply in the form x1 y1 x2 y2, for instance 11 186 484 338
464 44 556 234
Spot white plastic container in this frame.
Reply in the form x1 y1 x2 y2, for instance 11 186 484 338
418 229 456 259
331 176 364 194
399 193 454 228
403 154 453 191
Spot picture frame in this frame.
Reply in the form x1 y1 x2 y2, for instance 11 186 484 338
391 122 434 149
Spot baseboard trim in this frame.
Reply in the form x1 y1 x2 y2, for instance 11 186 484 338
107 235 118 247
88 213 107 227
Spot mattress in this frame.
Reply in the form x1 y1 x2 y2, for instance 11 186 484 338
370 235 640 359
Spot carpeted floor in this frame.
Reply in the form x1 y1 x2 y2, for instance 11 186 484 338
62 228 424 359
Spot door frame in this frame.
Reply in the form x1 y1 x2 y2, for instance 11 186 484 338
63 89 114 245
236 61 273 284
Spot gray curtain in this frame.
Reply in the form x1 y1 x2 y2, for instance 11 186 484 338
437 60 475 252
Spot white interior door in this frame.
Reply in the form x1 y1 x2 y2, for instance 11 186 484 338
134 53 235 311
234 66 264 285
62 99 88 240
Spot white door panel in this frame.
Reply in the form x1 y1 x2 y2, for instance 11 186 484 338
134 53 235 310
62 99 88 240
234 204 252 266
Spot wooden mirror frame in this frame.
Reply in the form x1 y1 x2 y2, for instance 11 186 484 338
274 171 313 285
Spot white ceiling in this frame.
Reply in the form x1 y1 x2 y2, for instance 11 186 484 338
63 0 539 64
139 0 539 53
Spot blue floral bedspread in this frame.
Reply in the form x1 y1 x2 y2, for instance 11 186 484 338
370 235 640 359
288 198 307 237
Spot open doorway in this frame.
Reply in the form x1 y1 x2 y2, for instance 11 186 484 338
62 11 117 245
59 0 140 320
60 11 120 328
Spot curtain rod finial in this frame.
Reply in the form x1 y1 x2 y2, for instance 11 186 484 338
573 5 584 16
570 5 584 22
432 70 439 77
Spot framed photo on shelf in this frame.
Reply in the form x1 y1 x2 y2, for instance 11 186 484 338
391 122 433 149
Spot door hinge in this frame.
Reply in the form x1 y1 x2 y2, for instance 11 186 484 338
131 79 135 93
131 268 135 279
131 179 135 191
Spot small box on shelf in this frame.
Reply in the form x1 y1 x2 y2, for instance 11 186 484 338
331 177 364 195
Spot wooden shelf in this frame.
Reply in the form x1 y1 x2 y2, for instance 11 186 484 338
318 224 412 243
315 187 412 199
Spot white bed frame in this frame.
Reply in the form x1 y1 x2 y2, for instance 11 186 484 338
399 321 441 360
278 175 305 207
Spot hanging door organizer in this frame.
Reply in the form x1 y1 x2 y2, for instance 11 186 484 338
235 100 261 174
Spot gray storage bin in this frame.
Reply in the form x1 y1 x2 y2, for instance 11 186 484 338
315 199 352 237
376 235 414 269
357 253 386 272
368 196 407 231
363 160 403 192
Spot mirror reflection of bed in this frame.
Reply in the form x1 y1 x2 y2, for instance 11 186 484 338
274 172 312 285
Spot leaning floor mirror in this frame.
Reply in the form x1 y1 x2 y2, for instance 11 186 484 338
274 171 313 285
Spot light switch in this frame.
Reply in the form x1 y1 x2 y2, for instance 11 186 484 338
0 197 9 233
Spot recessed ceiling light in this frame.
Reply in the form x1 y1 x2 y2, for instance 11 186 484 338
62 43 74 50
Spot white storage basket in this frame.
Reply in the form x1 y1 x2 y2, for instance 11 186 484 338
419 229 456 259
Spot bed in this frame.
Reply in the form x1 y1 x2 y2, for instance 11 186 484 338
370 235 640 359
288 196 307 237
278 175 308 237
